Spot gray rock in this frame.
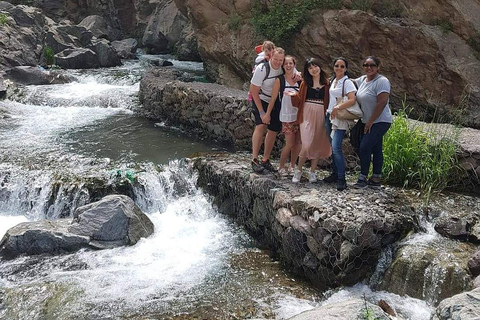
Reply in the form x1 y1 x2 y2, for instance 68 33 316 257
0 219 90 258
68 194 154 246
468 248 480 277
55 48 100 69
78 15 113 40
111 38 138 59
88 39 122 68
287 299 389 320
431 287 480 320
5 66 71 85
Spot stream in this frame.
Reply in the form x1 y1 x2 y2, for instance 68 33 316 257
0 55 444 319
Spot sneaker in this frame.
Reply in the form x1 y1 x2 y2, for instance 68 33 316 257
292 169 302 183
323 173 338 183
308 171 317 183
337 179 347 191
261 159 278 173
251 158 265 173
353 179 367 189
367 179 382 189
278 168 289 176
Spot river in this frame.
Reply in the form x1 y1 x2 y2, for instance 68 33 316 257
0 56 432 319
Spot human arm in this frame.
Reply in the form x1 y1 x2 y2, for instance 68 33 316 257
263 78 281 124
364 92 389 133
331 91 357 119
249 83 265 118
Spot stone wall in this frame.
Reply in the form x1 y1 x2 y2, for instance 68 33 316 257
193 153 418 289
139 69 480 194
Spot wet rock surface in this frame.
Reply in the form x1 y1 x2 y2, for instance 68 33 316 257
431 287 480 320
193 153 418 289
0 195 154 258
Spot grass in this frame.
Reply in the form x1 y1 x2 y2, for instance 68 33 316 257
0 13 8 26
382 103 463 195
373 1 405 18
350 0 372 11
43 46 55 66
227 13 242 31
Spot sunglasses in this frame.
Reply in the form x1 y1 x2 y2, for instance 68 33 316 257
363 63 377 68
334 65 345 68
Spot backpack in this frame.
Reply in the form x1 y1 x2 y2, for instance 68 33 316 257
258 62 285 97
278 75 300 103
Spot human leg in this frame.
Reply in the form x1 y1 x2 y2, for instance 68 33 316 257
324 113 338 179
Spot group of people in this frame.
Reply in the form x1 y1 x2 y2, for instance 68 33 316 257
249 41 392 191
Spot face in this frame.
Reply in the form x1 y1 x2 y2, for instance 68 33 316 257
308 63 320 76
363 58 379 77
270 52 285 70
284 57 295 71
333 59 346 77
264 48 274 61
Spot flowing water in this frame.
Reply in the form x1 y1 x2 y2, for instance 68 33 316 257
0 56 434 319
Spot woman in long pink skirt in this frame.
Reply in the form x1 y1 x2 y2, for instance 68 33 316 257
289 58 332 183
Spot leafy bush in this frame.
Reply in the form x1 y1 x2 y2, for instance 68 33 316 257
227 13 242 31
250 0 343 45
382 106 463 194
350 0 372 11
0 13 8 26
373 1 405 18
43 46 55 66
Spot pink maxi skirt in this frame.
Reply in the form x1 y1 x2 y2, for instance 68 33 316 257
299 100 332 160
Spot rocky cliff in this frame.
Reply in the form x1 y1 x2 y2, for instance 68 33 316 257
178 0 480 129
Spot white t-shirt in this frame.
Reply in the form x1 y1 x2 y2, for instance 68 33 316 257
355 75 392 124
327 76 357 113
250 61 284 102
279 77 300 123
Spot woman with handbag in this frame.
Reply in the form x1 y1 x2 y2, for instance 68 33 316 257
324 57 359 191
353 56 392 189
289 58 331 183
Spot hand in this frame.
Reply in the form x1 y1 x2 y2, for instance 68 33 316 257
284 91 298 96
292 72 302 82
261 113 271 124
331 107 338 119
364 120 373 133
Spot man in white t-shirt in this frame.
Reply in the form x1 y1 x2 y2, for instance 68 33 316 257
250 47 285 173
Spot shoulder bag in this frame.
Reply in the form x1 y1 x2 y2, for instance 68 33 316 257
336 79 363 120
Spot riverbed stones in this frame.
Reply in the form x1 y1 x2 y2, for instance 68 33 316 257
193 153 418 289
68 195 154 248
431 287 480 320
0 195 154 257
287 299 390 320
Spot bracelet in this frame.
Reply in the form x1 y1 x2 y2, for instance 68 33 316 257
260 110 266 116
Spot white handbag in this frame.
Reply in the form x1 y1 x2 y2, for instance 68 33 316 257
336 79 362 120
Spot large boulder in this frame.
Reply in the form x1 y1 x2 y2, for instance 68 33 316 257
0 195 154 257
0 219 90 258
5 66 72 85
78 15 115 40
68 195 154 248
54 48 100 69
88 39 122 68
380 237 474 305
431 287 480 320
287 299 389 320
111 38 138 59
468 248 480 277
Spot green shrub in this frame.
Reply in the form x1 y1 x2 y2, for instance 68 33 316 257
250 0 344 45
350 0 372 11
43 46 55 66
227 13 242 31
382 105 463 194
373 1 405 18
0 13 8 26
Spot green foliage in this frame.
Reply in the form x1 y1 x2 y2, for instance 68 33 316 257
227 13 242 31
250 0 343 45
350 0 372 11
0 12 8 26
43 46 55 66
373 1 405 18
383 104 463 194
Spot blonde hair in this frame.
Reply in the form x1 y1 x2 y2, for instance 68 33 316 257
262 41 275 51
273 47 285 55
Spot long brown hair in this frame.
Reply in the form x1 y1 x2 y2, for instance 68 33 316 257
303 57 328 87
